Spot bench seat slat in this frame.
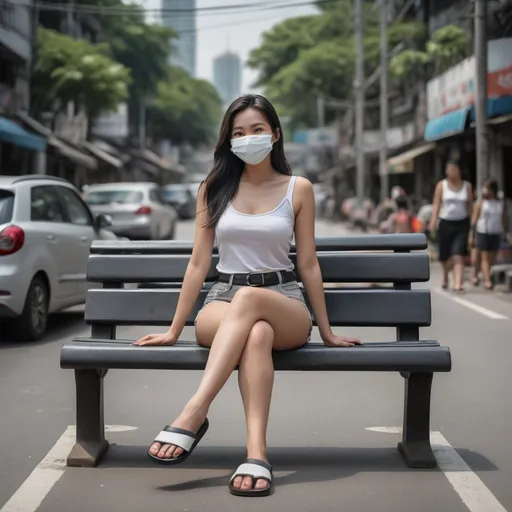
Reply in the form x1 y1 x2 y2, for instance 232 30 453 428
90 234 428 255
61 340 451 372
86 252 430 284
85 288 431 327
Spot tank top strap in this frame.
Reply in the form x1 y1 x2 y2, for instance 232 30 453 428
285 176 297 204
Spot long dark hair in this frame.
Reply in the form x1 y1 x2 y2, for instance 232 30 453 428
203 94 291 228
484 179 498 198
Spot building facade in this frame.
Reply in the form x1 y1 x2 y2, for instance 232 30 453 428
0 0 32 115
213 51 242 108
161 0 197 77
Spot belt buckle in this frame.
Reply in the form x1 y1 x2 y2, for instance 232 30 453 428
245 272 265 286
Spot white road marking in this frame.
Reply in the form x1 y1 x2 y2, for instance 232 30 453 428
0 425 137 512
366 427 508 512
433 290 508 320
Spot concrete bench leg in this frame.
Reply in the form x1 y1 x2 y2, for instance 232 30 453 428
397 372 437 469
67 369 109 467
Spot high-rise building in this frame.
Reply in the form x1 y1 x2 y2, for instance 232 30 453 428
161 0 197 76
213 51 242 107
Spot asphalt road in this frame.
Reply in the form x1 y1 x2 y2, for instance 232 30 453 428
1 218 511 512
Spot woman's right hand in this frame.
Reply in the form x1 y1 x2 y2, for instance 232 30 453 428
133 330 178 346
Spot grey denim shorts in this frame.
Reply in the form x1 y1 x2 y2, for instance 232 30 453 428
195 278 313 339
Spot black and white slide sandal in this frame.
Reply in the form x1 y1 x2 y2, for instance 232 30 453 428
147 418 209 465
229 458 273 497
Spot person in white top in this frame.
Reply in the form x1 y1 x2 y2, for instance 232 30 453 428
469 179 507 289
429 162 473 291
133 94 362 496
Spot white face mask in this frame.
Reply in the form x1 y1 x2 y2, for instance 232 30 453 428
230 134 273 165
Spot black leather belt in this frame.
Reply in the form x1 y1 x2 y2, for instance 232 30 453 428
218 270 296 287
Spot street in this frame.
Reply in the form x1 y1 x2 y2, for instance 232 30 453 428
1 218 511 512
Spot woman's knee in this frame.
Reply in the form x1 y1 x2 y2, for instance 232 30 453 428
244 320 274 352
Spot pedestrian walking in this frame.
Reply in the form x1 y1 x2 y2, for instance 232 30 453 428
429 161 473 292
390 195 415 233
133 94 362 497
469 179 507 290
470 186 481 286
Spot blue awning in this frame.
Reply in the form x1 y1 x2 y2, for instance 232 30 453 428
468 96 512 122
0 116 47 152
424 107 472 142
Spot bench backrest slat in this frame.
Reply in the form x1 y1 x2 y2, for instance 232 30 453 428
85 288 431 328
87 252 430 284
90 234 428 255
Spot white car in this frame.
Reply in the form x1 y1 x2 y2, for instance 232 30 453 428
83 182 178 240
0 175 117 341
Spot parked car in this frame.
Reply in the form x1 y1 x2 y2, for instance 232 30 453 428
0 175 117 341
83 182 178 240
161 182 200 219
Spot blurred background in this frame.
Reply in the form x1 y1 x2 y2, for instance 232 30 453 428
2 0 512 341
1 0 511 221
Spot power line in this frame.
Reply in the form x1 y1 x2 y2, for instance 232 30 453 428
25 0 339 16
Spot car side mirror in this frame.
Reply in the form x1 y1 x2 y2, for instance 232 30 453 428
94 213 112 230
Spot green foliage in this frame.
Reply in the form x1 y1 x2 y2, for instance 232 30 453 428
247 0 407 127
389 25 470 82
106 21 174 98
33 28 130 117
247 16 320 87
389 49 432 80
426 25 470 72
250 0 470 128
148 67 223 147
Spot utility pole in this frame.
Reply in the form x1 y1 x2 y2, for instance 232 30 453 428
139 98 146 150
66 0 75 121
354 0 365 201
317 96 325 131
28 0 39 116
379 0 389 203
474 0 488 192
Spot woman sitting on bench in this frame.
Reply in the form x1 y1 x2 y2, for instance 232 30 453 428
134 94 362 497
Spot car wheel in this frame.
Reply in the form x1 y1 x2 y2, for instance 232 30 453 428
11 276 49 342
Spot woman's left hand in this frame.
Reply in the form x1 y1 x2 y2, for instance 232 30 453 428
322 332 363 347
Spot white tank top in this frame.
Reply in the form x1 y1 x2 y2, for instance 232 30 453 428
215 176 297 274
439 180 469 221
476 199 503 234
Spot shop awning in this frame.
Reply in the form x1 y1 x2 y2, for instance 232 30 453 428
469 96 512 122
424 107 472 142
15 112 97 169
488 113 512 125
82 141 122 168
385 143 435 175
51 137 97 170
133 148 185 175
0 116 46 152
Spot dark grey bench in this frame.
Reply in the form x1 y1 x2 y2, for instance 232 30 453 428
60 233 451 470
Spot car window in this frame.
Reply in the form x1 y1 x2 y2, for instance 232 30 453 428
85 189 143 205
149 189 163 204
31 186 66 222
162 188 186 201
0 190 15 224
57 187 93 226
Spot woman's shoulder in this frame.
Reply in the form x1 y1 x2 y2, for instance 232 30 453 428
293 175 313 191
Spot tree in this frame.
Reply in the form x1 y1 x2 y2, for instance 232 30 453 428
247 0 426 128
148 67 223 147
33 29 131 120
389 25 470 83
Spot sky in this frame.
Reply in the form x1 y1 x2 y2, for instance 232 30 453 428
137 0 318 92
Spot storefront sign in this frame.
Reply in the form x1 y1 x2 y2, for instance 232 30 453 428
427 38 512 120
363 122 415 154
